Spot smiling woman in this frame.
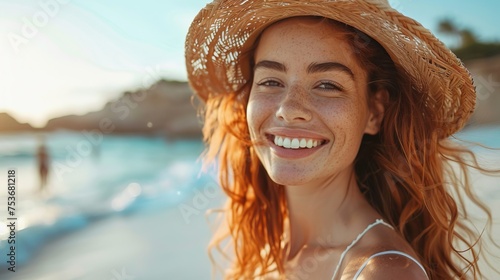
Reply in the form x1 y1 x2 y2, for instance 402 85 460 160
185 0 498 279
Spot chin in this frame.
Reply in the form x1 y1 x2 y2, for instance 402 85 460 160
267 171 313 187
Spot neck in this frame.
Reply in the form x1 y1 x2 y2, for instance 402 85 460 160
284 167 378 259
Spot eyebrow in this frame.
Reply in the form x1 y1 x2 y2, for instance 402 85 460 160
254 60 287 72
307 62 354 78
254 60 354 78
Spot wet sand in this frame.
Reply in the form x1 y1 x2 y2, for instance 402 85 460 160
1 202 218 280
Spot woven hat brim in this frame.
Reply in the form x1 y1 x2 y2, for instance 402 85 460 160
185 0 476 138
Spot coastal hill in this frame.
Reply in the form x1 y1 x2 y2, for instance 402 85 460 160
1 55 499 138
0 112 33 131
464 56 500 127
43 79 202 138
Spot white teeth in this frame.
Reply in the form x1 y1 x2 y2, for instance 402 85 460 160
307 139 313 148
273 136 323 149
283 138 291 148
299 139 307 148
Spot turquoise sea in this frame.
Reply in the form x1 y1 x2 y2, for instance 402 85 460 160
0 130 216 273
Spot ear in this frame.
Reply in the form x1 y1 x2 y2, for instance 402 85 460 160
364 89 388 135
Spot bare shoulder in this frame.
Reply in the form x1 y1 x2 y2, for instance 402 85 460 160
353 252 428 280
340 221 428 279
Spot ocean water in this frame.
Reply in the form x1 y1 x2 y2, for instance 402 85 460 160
0 125 498 273
0 130 214 269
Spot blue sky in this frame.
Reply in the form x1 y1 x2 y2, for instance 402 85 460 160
1 0 499 127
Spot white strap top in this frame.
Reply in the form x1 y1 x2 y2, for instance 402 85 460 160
352 250 427 279
330 219 428 280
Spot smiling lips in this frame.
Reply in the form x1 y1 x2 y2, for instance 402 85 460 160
273 136 325 149
265 133 329 159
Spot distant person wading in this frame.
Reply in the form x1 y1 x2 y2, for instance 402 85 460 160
37 138 49 192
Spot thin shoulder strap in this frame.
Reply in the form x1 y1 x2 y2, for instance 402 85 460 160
352 250 428 279
330 219 393 280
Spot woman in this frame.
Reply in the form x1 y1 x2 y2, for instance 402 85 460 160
185 0 496 279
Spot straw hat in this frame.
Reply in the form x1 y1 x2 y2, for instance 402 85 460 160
185 0 476 138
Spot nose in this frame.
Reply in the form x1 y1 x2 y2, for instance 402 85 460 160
275 85 312 122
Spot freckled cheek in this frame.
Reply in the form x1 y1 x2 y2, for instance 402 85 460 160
246 97 271 139
319 103 366 169
320 102 366 141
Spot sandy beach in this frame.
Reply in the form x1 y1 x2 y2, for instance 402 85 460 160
0 197 222 280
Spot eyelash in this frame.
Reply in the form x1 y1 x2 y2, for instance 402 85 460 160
256 79 282 87
316 81 344 91
256 79 344 92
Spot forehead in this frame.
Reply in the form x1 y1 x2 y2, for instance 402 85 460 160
254 17 364 73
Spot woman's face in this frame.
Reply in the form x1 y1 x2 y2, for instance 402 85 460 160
247 17 382 187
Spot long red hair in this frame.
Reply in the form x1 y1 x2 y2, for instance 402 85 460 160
200 18 497 279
